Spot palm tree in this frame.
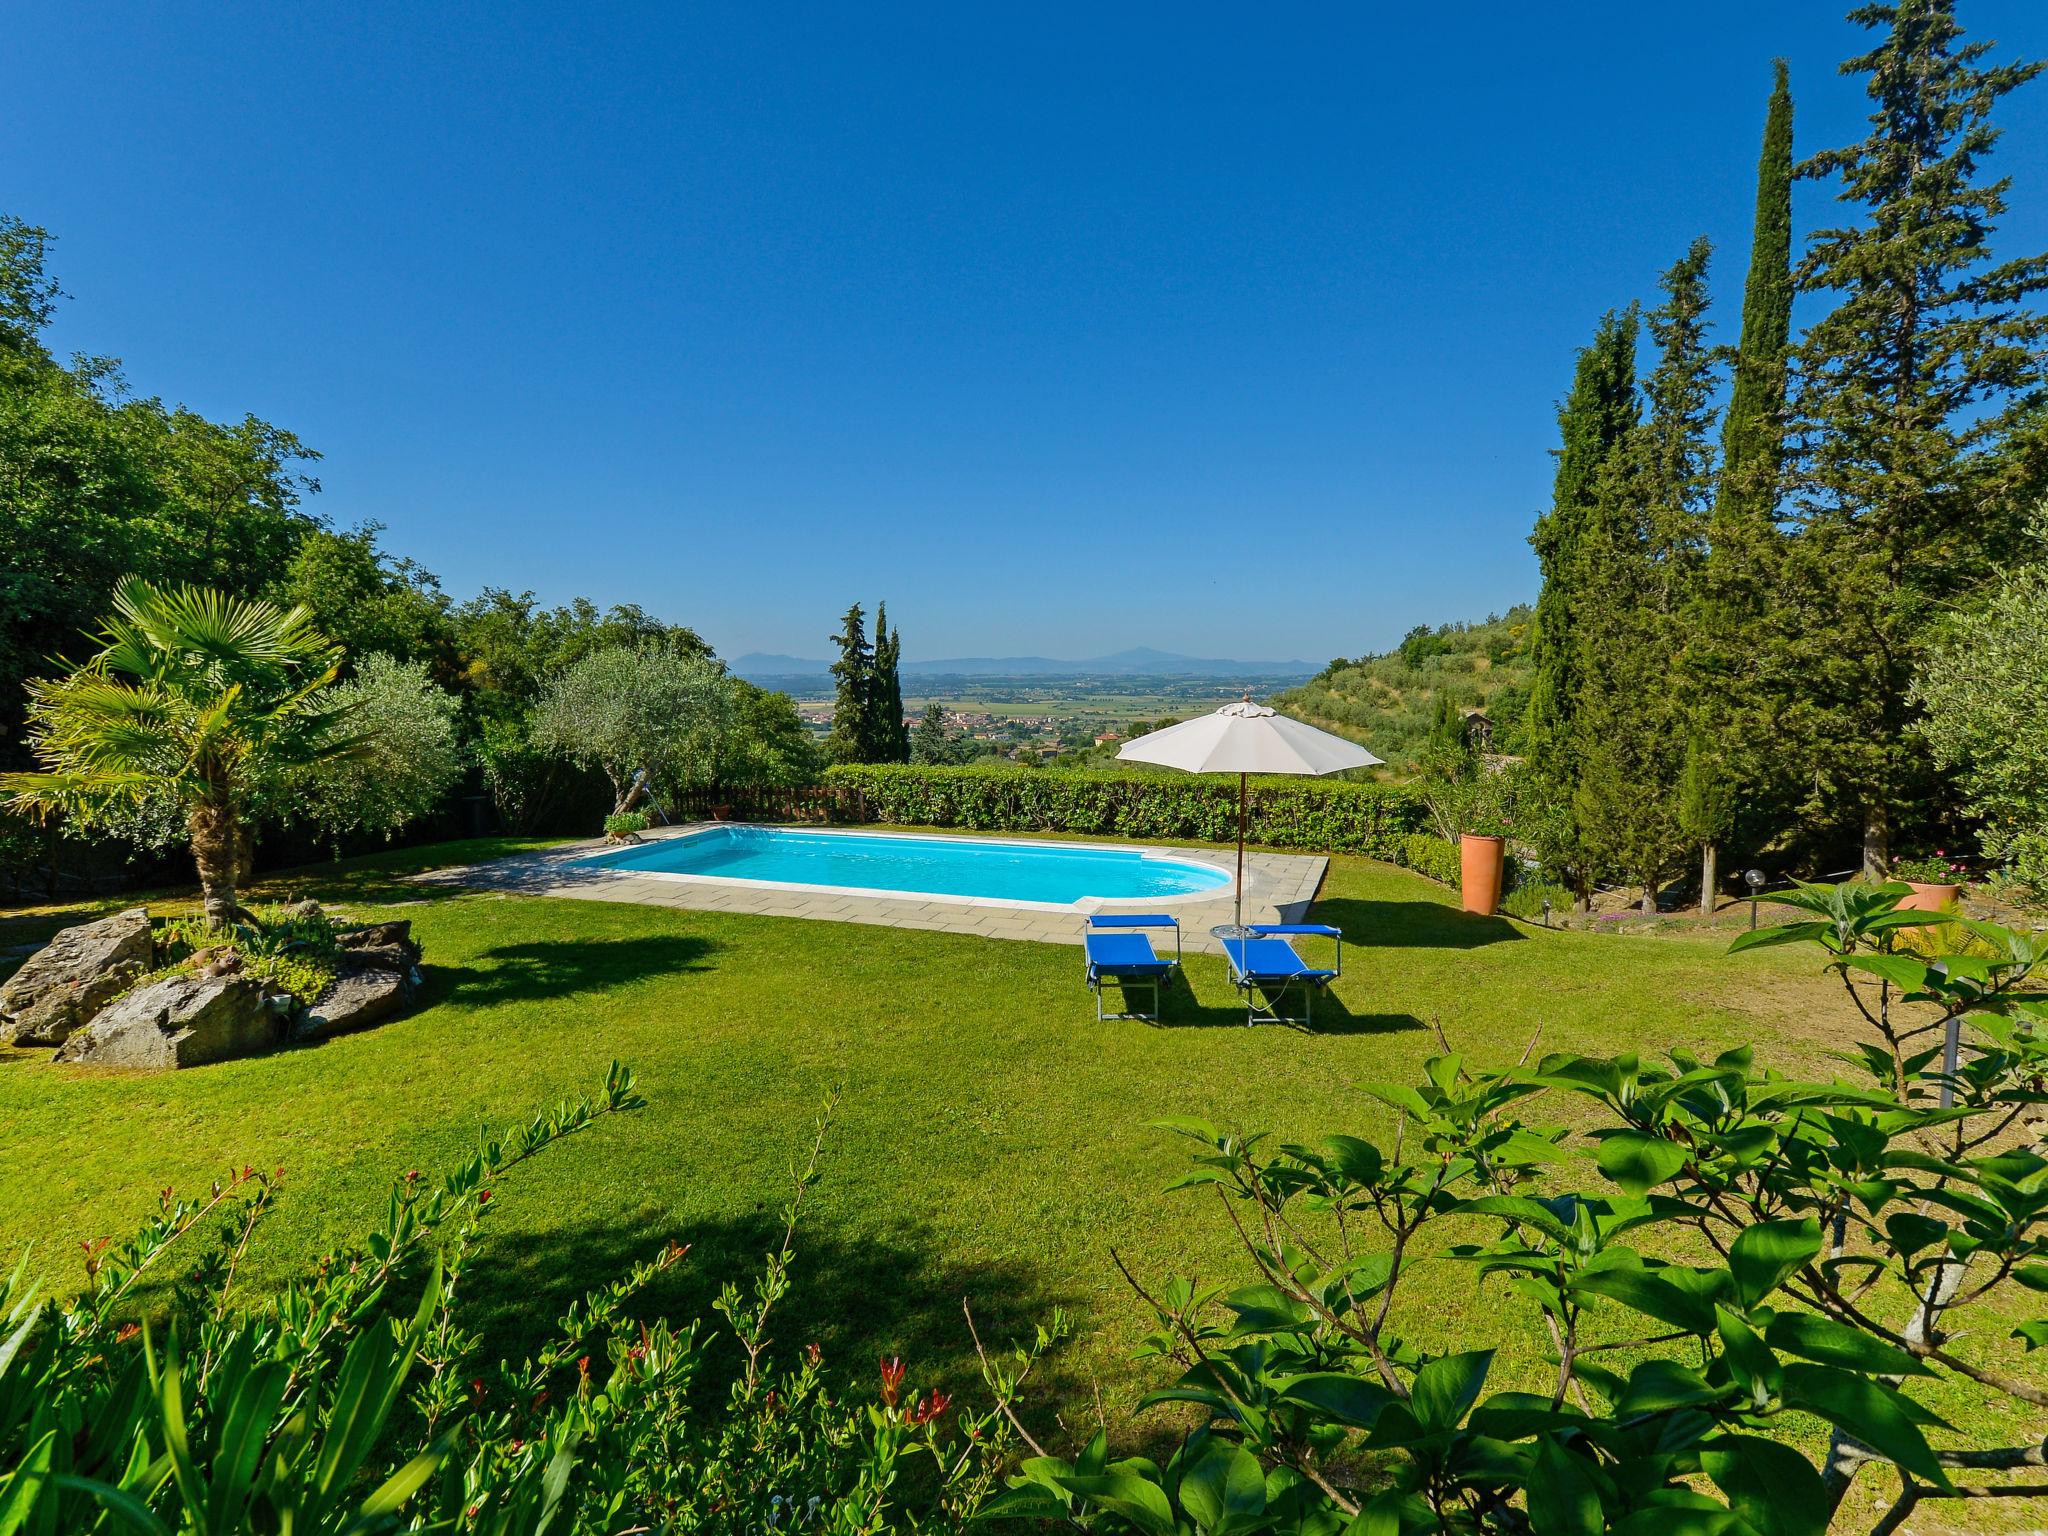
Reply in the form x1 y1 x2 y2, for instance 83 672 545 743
1 578 363 925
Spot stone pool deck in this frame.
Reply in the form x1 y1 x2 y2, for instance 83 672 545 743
416 825 1327 951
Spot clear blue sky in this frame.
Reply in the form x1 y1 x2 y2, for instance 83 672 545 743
12 2 2048 664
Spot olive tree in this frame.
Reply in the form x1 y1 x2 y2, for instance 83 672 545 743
292 652 464 849
530 643 733 816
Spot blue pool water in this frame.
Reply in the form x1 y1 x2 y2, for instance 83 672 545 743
577 826 1231 906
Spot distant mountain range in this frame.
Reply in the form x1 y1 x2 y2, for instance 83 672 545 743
731 646 1319 683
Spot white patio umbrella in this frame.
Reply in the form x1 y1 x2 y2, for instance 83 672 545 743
1117 698 1381 931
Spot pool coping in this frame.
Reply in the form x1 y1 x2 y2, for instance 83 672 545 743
415 823 1328 951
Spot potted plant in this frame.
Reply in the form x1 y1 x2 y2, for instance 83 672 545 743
1459 816 1509 916
603 811 651 844
1452 772 1514 917
1889 850 1967 915
1416 739 1517 916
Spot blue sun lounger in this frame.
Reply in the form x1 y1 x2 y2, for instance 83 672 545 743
1083 914 1181 1022
1220 924 1343 1026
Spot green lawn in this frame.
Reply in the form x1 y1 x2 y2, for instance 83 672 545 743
2 837 2039 1530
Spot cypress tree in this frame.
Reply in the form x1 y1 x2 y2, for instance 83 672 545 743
1715 59 1794 530
826 603 872 765
1571 245 1717 912
911 701 951 765
1637 237 1717 592
871 602 910 763
1787 0 2048 873
1688 62 1797 885
1524 307 1639 896
1677 731 1735 916
1426 691 1468 760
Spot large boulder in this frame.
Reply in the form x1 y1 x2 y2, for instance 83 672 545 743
299 919 424 1039
338 919 419 963
0 908 153 1047
334 943 417 976
54 972 285 1070
299 963 418 1039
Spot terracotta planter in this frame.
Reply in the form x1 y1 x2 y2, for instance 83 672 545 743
1459 834 1506 915
1895 880 1962 916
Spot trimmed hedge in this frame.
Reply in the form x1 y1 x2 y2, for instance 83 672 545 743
1401 832 1463 886
822 764 1425 858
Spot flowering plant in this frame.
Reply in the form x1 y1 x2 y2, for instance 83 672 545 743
1890 849 1967 884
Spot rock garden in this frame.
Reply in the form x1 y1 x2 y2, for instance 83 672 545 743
0 901 423 1069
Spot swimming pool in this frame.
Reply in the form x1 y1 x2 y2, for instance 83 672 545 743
575 826 1233 909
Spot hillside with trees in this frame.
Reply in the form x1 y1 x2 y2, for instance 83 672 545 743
1272 607 1535 776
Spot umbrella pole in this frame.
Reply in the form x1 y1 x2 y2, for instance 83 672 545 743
1235 771 1247 930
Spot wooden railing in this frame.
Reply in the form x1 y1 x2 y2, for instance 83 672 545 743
666 784 863 825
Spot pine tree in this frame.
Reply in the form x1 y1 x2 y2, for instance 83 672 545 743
826 603 873 765
1787 0 2048 873
871 602 910 763
1524 307 1640 897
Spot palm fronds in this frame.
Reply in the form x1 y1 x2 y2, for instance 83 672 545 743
2 579 362 822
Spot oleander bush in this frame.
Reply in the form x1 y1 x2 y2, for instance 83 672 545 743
824 764 1425 858
0 1068 1050 1534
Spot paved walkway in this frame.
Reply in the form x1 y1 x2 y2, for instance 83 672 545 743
417 825 1327 951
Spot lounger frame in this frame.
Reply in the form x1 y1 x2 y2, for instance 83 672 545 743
1222 924 1343 1027
1083 914 1182 1022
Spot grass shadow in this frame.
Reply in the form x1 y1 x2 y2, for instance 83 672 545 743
437 935 720 1008
1313 897 1524 951
259 837 573 907
460 1204 1077 1412
1147 971 1425 1035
